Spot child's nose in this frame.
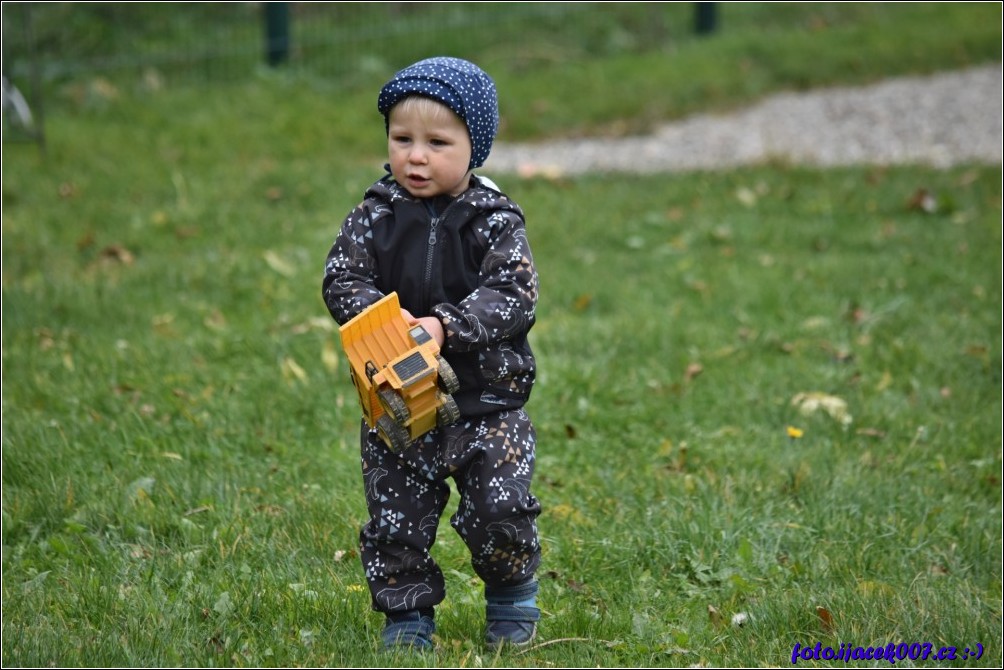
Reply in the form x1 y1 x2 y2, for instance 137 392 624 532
408 146 427 163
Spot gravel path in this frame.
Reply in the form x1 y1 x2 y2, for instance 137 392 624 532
484 64 1002 175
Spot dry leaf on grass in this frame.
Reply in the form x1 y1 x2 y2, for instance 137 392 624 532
791 391 852 427
816 605 836 633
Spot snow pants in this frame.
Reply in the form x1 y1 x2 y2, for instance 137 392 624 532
357 408 541 614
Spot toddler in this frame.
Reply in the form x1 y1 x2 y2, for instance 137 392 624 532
322 56 542 651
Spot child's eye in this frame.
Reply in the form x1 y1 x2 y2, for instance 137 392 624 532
430 139 449 147
392 135 411 144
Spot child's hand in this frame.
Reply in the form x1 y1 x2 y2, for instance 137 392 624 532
401 309 445 347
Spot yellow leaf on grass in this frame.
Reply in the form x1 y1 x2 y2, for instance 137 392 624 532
791 392 852 427
707 604 723 628
263 250 295 277
572 294 592 311
549 504 587 525
281 356 307 384
858 580 894 597
322 340 339 374
875 370 893 392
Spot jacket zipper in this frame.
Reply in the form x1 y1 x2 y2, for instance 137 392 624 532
421 214 440 314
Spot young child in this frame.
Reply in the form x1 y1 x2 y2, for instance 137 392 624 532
321 56 542 651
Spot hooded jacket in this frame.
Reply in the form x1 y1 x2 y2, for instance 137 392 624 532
323 174 538 417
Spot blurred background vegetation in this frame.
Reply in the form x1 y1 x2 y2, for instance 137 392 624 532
4 2 1002 147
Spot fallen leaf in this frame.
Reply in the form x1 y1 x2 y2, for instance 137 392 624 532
684 362 703 382
128 476 156 502
291 317 337 334
857 580 894 597
152 313 175 327
76 231 95 251
281 356 307 384
263 250 295 277
100 244 135 265
815 605 835 633
204 309 227 331
322 340 339 374
129 545 152 559
791 392 852 427
906 188 937 213
707 604 723 628
735 186 757 207
675 444 688 472
549 503 586 524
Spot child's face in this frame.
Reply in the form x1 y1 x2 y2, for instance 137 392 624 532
387 99 473 198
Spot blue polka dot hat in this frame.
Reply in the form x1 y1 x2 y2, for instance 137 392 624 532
378 56 499 170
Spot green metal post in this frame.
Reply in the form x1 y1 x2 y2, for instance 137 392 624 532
264 2 290 66
695 2 717 35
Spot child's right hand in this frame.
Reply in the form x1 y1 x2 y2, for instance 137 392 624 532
401 309 445 347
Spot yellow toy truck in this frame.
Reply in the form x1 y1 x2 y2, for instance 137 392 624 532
339 292 461 453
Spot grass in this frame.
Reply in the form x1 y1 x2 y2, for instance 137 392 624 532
3 2 1002 667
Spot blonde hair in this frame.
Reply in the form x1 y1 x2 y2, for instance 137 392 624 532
393 95 465 126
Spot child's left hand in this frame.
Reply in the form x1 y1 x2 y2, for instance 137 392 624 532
401 309 446 348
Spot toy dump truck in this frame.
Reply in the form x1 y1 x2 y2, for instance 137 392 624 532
339 292 461 453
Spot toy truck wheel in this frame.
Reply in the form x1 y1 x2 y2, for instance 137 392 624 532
436 393 461 427
377 415 411 453
436 356 460 394
378 388 410 424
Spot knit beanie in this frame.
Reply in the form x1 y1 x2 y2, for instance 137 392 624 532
378 56 499 170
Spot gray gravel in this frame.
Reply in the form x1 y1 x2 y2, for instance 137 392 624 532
483 64 1002 175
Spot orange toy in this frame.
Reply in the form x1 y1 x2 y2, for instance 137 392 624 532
339 292 461 452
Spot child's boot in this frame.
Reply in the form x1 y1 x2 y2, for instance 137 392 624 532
485 579 539 648
381 608 435 651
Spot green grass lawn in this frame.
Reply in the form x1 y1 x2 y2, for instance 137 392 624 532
3 3 1001 667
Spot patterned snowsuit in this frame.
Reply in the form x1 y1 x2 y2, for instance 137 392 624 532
322 174 541 613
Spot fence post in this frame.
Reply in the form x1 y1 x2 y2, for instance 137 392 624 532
264 2 290 66
695 2 717 35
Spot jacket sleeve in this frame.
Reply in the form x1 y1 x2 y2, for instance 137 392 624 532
431 210 538 352
321 200 386 325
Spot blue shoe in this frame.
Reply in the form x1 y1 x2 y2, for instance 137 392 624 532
485 580 540 648
381 609 435 651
